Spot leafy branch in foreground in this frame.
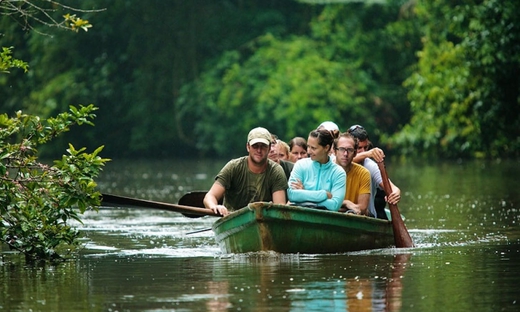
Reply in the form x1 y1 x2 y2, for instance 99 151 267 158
0 104 110 262
0 47 28 73
0 0 103 32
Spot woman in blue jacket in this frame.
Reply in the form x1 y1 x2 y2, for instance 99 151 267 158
287 129 346 211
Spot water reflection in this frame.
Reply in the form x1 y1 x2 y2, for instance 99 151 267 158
205 280 232 311
201 252 411 312
0 259 100 311
386 254 409 311
288 254 410 312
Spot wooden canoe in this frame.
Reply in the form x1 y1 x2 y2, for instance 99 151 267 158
212 202 395 254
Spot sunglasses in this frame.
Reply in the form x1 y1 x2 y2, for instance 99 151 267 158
347 125 364 133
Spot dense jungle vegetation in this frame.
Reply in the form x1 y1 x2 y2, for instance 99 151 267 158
2 0 519 159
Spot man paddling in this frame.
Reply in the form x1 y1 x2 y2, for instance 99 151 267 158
204 127 288 216
348 125 401 219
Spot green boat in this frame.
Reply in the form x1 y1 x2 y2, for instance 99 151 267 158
212 202 395 254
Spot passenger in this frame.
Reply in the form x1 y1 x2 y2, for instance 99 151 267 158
268 134 280 163
317 121 340 136
348 125 401 219
276 139 290 161
287 129 346 211
317 121 340 160
348 125 385 163
268 135 294 181
204 127 288 216
288 136 308 162
334 132 371 216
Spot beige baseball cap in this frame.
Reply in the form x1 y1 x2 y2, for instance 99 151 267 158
247 127 272 146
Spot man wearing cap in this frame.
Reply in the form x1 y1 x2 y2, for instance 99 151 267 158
204 127 288 216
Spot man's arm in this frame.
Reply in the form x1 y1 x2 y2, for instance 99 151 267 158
318 169 346 212
204 182 228 216
272 189 286 205
288 162 328 204
353 147 385 163
341 193 370 215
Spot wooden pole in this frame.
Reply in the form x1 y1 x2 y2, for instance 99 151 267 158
101 193 220 218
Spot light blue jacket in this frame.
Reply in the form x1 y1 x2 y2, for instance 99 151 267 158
287 157 346 211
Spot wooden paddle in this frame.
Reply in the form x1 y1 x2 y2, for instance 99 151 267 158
101 192 220 218
178 191 210 218
376 161 414 248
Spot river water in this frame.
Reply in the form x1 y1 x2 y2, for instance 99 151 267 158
1 158 519 311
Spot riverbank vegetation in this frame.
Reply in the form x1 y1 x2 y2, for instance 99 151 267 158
1 2 108 261
0 104 109 261
1 0 519 160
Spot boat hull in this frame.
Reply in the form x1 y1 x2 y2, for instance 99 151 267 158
212 202 395 254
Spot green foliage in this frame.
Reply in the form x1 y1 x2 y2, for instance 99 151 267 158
397 41 479 157
308 2 421 136
1 1 314 158
0 47 28 73
3 1 517 159
176 33 373 155
0 105 110 262
176 2 418 156
391 0 520 159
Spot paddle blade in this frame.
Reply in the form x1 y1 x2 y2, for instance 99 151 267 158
376 161 414 248
388 203 414 248
178 191 208 218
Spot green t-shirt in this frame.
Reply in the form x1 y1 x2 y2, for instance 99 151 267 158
215 156 288 211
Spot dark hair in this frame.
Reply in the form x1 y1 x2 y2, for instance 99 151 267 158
289 137 307 151
317 126 340 140
348 125 369 141
270 134 279 145
309 129 335 151
335 132 359 151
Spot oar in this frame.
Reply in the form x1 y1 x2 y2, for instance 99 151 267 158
101 193 220 218
178 191 209 218
376 161 414 248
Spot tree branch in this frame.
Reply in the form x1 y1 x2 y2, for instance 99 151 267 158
0 0 105 32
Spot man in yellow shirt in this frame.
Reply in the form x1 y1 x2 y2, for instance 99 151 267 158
334 132 372 216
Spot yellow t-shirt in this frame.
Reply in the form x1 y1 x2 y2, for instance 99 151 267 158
345 162 371 203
